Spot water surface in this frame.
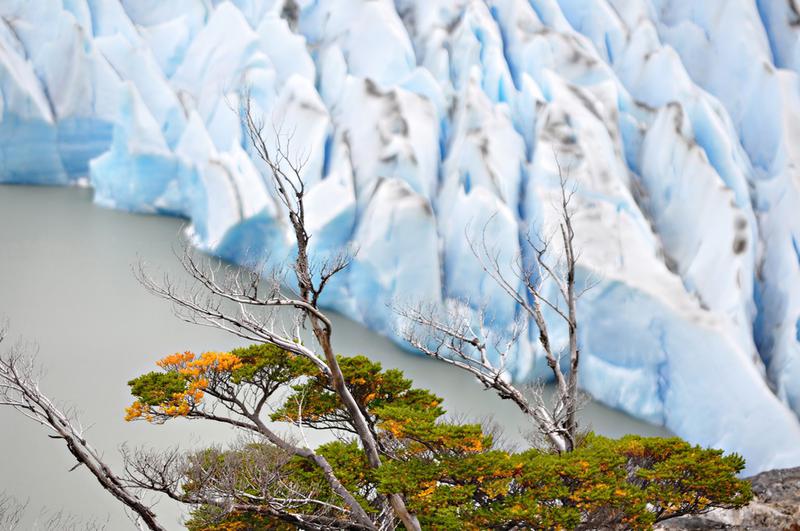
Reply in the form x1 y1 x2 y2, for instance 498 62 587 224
0 185 668 529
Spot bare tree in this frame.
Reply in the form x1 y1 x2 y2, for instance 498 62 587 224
0 329 164 531
397 165 588 453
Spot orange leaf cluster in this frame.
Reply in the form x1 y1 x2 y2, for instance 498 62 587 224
156 351 195 370
157 351 244 376
158 352 244 417
124 401 147 421
127 351 244 421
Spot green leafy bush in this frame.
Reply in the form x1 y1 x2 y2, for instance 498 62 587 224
130 347 752 530
378 433 750 530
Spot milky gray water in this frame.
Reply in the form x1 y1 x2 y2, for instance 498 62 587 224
0 185 668 530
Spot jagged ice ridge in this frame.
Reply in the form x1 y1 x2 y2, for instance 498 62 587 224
2 0 800 474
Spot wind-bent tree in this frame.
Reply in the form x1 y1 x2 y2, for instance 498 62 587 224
125 99 421 531
122 347 752 530
0 328 753 530
397 163 587 453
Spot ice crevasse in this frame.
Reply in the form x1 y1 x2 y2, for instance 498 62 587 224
3 0 800 474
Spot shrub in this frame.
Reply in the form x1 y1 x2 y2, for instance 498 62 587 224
128 348 752 530
380 433 751 530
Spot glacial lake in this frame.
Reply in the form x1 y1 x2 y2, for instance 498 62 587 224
0 185 669 530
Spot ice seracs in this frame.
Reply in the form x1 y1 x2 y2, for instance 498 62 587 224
3 0 800 474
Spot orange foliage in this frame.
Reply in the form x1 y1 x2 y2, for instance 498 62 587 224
157 350 243 375
157 351 195 370
124 401 146 421
127 351 244 422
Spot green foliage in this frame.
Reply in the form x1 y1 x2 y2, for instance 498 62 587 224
128 347 753 530
183 444 311 531
228 343 316 385
287 440 376 513
616 435 752 520
127 371 187 406
377 433 751 530
271 355 444 433
187 508 292 531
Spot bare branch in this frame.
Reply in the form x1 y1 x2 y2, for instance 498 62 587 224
395 157 592 454
0 337 165 531
122 441 371 531
240 98 420 530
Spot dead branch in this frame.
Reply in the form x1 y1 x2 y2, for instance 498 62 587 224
0 331 165 531
396 163 586 453
121 443 364 530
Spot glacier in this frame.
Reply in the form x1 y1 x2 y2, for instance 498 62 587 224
2 0 800 474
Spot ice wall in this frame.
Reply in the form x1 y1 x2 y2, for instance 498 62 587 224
2 0 800 473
